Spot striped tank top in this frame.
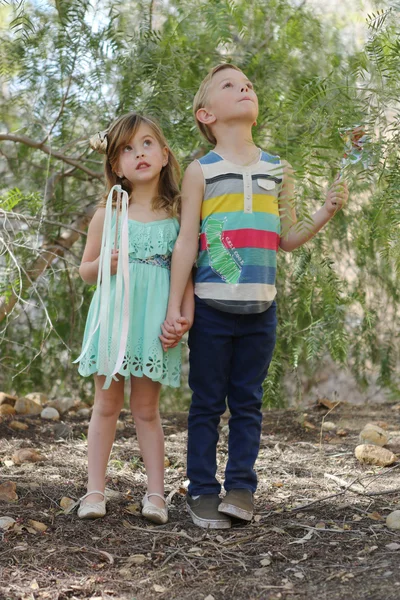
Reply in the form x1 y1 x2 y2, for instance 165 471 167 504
194 149 283 314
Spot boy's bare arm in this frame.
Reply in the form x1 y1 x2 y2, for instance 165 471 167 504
279 160 348 252
165 160 203 323
160 274 194 350
181 273 194 326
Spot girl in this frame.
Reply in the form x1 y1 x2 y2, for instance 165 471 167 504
74 113 193 524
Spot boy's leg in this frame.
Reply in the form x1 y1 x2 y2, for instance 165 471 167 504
220 302 277 518
187 297 234 496
187 297 234 528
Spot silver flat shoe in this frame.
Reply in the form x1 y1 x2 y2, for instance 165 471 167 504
141 492 168 525
77 490 107 519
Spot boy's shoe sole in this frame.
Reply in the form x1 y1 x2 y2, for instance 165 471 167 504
218 489 254 521
186 494 231 529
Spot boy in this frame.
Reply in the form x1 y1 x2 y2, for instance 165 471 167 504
161 64 348 529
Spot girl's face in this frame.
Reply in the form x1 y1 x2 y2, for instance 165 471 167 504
116 123 168 185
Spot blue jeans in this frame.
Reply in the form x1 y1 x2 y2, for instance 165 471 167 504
187 296 277 496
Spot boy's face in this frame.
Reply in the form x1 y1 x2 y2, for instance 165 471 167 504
199 68 259 128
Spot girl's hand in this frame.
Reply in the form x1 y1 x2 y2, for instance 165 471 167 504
159 317 192 351
110 249 119 275
324 177 349 215
160 319 181 351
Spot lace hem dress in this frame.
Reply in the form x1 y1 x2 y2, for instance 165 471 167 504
74 185 181 389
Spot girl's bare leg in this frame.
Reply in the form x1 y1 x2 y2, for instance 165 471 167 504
82 375 125 505
130 376 165 508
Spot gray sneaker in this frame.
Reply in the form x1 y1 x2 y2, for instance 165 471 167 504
187 494 231 529
218 489 254 521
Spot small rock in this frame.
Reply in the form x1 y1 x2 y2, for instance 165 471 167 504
0 481 18 502
387 442 400 455
12 449 45 465
188 546 203 556
14 397 42 416
164 457 170 467
0 393 17 407
76 408 91 419
25 392 47 405
27 519 48 532
386 542 400 551
60 497 76 511
105 488 122 500
119 568 133 579
0 516 16 530
322 421 336 432
204 596 215 600
376 421 389 430
317 397 340 410
336 429 348 437
0 404 16 416
40 407 60 421
386 510 400 531
360 424 388 447
254 567 270 577
53 423 72 439
125 503 141 516
48 397 77 414
355 444 397 467
153 585 166 594
115 420 125 431
9 420 29 431
126 554 146 565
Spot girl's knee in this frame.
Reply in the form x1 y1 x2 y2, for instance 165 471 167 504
131 402 159 423
93 394 123 418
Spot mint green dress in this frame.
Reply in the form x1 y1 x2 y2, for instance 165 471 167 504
74 185 181 390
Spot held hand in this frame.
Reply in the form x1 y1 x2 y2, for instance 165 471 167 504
110 249 119 275
159 316 192 351
324 177 349 215
176 316 192 337
159 319 181 351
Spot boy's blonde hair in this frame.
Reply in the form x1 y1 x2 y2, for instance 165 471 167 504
96 112 180 217
193 63 243 146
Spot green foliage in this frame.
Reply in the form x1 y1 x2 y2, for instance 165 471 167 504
0 0 399 407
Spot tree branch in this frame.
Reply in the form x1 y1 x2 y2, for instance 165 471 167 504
0 203 96 323
0 210 88 236
0 133 102 179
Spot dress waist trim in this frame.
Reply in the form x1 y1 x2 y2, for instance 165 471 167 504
128 253 171 270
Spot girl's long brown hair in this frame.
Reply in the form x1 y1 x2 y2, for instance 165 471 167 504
97 113 181 217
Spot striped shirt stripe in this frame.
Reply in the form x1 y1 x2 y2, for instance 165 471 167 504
200 229 280 251
202 193 279 218
196 265 276 285
195 282 277 302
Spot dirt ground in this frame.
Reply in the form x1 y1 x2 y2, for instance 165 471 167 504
1 402 400 600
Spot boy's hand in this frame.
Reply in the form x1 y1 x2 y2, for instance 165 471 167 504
324 177 348 215
110 249 119 275
175 316 192 337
